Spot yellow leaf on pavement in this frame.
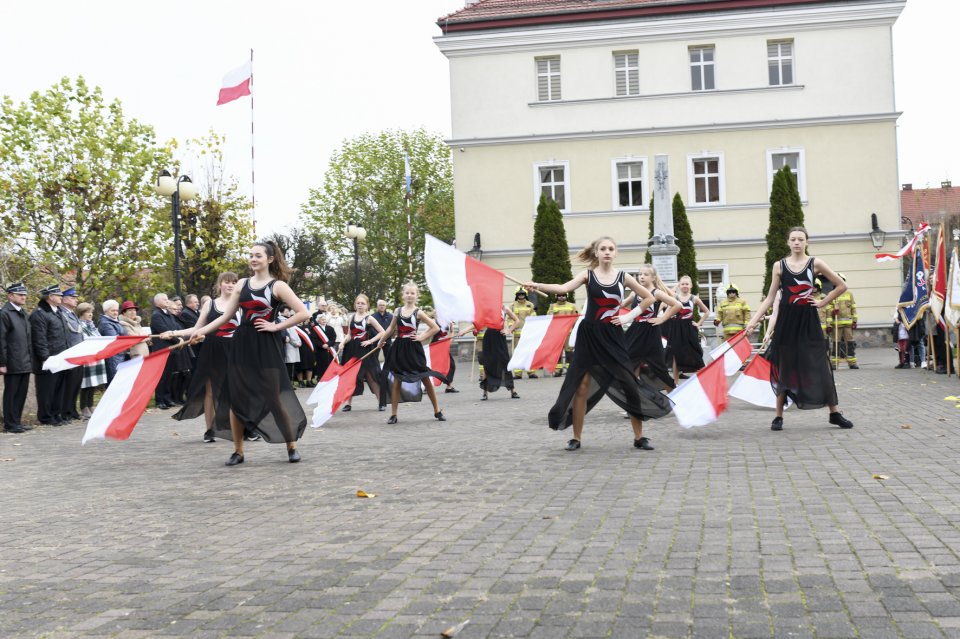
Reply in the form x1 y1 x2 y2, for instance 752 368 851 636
945 396 960 401
356 490 376 498
872 474 889 480
900 425 912 429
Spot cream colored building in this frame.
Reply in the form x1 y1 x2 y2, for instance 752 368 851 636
435 0 906 330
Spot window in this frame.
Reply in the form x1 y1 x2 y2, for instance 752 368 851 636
612 159 647 209
689 46 715 91
688 154 724 205
534 161 570 212
767 148 806 201
697 266 728 316
536 56 561 101
767 40 794 86
614 51 639 97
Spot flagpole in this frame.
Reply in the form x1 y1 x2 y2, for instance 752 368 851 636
250 47 256 232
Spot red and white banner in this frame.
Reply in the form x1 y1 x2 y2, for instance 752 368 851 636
668 355 728 428
424 234 505 330
507 314 580 374
708 330 752 376
930 225 947 329
875 221 930 262
424 338 452 386
307 358 362 427
729 355 791 409
217 60 252 106
44 335 150 373
81 349 171 445
294 326 314 352
312 325 331 347
946 248 960 330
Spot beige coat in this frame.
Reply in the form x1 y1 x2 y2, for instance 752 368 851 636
118 313 151 358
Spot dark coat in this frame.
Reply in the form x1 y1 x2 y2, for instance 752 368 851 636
179 306 200 329
29 300 69 374
0 301 33 374
150 309 180 351
62 307 84 347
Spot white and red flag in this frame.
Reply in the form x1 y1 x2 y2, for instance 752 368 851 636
729 354 791 409
217 60 252 106
424 338 452 387
930 225 948 330
44 335 150 373
424 234 505 330
708 330 753 376
307 358 362 427
875 221 930 262
946 248 960 330
668 355 728 428
294 326 314 352
81 349 171 445
507 314 581 374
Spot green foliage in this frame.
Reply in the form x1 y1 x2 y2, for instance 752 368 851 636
762 166 805 296
673 193 699 295
300 129 454 305
644 195 654 264
530 195 574 314
0 76 173 303
264 226 343 301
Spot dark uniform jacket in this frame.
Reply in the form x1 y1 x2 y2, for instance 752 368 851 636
0 301 33 374
150 309 180 351
29 300 69 374
62 308 84 348
179 306 200 329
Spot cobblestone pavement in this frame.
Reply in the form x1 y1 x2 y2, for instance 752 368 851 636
3 347 960 638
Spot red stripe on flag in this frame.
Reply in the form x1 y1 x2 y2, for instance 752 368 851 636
217 78 251 105
105 350 170 441
428 339 452 386
698 356 729 417
464 256 505 330
529 315 579 373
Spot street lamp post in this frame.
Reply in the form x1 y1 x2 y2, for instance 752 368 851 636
344 222 367 297
155 170 199 299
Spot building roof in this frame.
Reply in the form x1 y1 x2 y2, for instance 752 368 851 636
438 0 846 33
900 182 960 229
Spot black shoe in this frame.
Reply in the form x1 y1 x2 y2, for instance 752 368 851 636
342 404 352 412
936 367 947 374
512 373 522 380
553 370 563 378
156 403 172 410
288 449 301 463
244 433 262 442
528 373 538 379
378 404 386 412
679 373 690 380
387 415 398 424
510 390 520 399
225 452 244 466
444 387 459 393
18 424 33 431
203 430 216 443
829 412 853 429
3 426 25 434
771 416 783 431
634 437 654 450
848 364 859 370
565 439 581 451
171 400 185 406
435 411 446 422
481 392 488 401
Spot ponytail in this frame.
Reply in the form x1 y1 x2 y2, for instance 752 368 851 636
255 241 293 282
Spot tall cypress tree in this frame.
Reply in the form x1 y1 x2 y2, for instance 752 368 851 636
763 166 805 295
531 194 574 314
643 196 655 264
673 193 698 294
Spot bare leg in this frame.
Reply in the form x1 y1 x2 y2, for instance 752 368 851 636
366 372 381 400
423 382 441 413
828 404 840 412
672 359 680 387
203 380 214 431
776 392 787 418
571 372 592 442
391 378 401 415
629 415 644 439
229 410 244 456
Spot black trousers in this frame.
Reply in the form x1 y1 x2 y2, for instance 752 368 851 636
35 371 66 423
60 366 83 419
154 358 175 406
3 372 30 429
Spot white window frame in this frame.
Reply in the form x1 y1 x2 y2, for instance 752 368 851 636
536 56 561 102
767 39 794 86
697 265 729 317
613 50 640 97
689 45 716 91
687 153 725 206
533 160 571 214
610 157 649 210
767 148 807 202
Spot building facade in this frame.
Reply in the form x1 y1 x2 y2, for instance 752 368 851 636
435 0 906 328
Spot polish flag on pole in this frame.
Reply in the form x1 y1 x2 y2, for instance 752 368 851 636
44 335 151 373
729 354 791 409
875 221 930 262
424 338 452 387
307 358 363 427
425 234 505 330
930 225 947 330
81 349 171 445
668 355 728 428
507 314 581 374
294 326 314 352
217 60 252 105
708 330 753 376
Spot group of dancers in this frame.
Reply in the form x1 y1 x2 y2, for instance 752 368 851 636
161 226 852 466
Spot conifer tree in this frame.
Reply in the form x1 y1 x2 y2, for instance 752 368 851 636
673 193 698 295
763 166 805 295
644 196 654 264
531 194 574 314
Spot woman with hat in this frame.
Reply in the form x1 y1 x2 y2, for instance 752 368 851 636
118 301 150 359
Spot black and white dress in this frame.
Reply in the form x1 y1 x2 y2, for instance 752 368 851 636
765 257 838 409
663 296 705 373
383 308 448 402
341 314 381 397
624 300 674 390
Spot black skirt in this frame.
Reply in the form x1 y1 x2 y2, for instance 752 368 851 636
296 339 315 372
625 321 675 391
663 319 704 372
549 321 672 430
383 338 449 403
172 335 232 430
341 337 381 397
765 304 838 409
479 329 514 393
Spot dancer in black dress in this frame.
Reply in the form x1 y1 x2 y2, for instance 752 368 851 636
469 305 522 401
168 272 239 444
337 294 387 412
745 227 853 431
380 282 448 423
664 274 708 384
623 264 680 392
526 237 673 451
187 241 310 465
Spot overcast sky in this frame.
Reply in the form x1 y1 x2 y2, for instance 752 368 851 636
0 0 951 237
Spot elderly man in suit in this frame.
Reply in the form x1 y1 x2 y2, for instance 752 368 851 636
30 284 69 425
150 293 180 409
0 283 33 433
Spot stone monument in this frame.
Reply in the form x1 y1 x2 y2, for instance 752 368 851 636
648 154 679 283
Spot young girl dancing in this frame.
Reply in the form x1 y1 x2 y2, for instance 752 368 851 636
337 294 388 412
664 274 709 384
465 305 522 401
623 264 680 393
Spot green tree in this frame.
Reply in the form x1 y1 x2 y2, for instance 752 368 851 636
264 225 340 301
762 166 805 296
673 193 699 295
530 194 574 314
644 196 654 264
0 76 173 303
300 129 454 301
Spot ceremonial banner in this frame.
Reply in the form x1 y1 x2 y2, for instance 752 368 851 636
81 350 171 444
307 358 362 427
875 221 930 262
930 225 947 329
898 243 930 329
425 234 505 330
708 330 752 376
507 314 580 375
946 248 960 330
668 355 728 428
217 60 252 105
44 335 151 373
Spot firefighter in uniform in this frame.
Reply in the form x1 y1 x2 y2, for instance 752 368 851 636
511 287 538 378
813 279 833 364
713 284 751 342
547 292 578 377
831 273 859 369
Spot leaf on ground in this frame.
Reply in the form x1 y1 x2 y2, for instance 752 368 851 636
945 396 960 401
172 432 180 437
442 620 470 637
356 490 376 498
872 474 889 480
900 424 912 429
0 457 14 462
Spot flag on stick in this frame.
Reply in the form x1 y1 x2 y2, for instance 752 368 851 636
668 356 728 428
81 350 171 445
729 355 791 409
708 330 753 376
217 60 252 105
424 338 452 387
930 225 947 330
507 314 580 374
425 234 505 330
44 335 151 373
875 221 930 262
307 358 363 427
946 248 960 330
898 242 930 329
